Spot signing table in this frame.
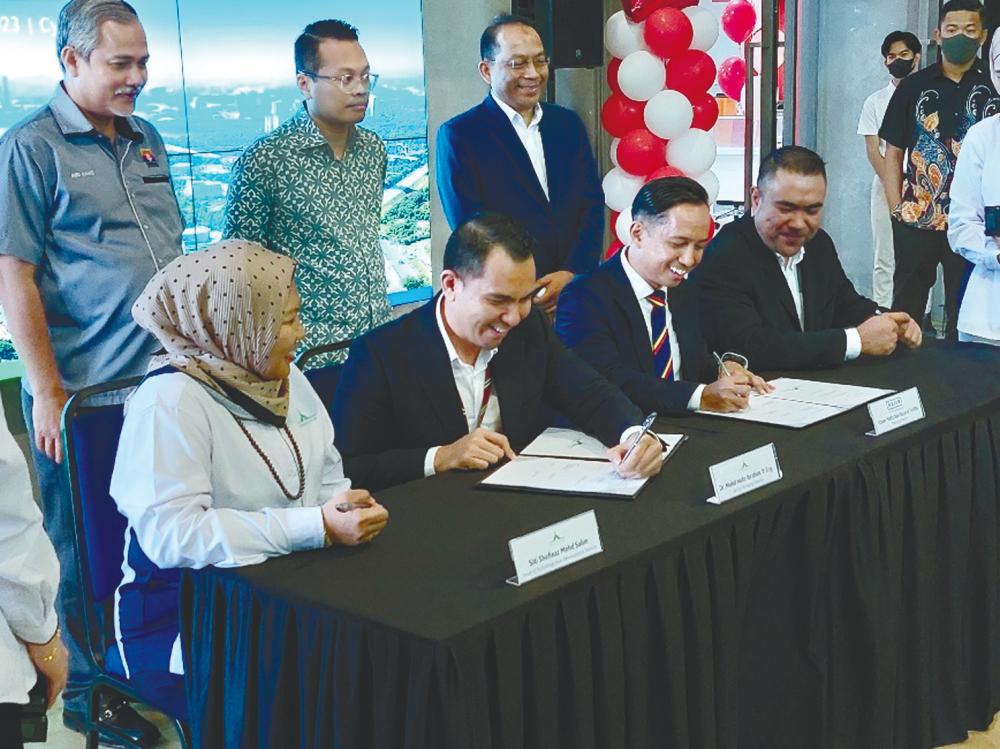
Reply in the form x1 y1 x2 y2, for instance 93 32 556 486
181 341 1000 749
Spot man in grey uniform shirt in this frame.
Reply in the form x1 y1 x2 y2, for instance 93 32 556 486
0 1 181 744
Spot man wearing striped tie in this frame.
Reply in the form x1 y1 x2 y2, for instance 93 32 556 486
556 177 773 416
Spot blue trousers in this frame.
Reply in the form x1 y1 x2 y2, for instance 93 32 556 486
20 387 96 714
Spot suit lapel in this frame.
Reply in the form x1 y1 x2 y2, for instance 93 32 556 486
797 248 822 331
607 256 655 374
482 96 549 206
411 300 471 438
489 330 524 439
742 219 801 331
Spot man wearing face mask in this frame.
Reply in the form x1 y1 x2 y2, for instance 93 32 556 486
880 0 1000 340
857 31 922 308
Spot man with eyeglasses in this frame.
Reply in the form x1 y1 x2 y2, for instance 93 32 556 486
436 15 605 316
224 19 391 361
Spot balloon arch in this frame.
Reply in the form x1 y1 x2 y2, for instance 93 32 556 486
600 0 764 257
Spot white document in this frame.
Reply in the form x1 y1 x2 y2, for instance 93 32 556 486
697 377 894 429
521 427 686 462
481 455 649 498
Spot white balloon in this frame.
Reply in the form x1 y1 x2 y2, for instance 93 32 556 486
610 137 621 168
615 208 633 245
667 129 717 178
604 11 646 59
643 89 694 140
695 169 721 205
602 167 645 212
617 50 666 102
683 6 720 52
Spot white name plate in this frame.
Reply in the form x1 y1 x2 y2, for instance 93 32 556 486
866 387 925 436
506 510 603 587
707 443 783 505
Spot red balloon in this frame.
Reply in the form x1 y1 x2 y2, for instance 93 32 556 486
721 0 757 44
643 8 693 60
778 0 786 33
622 0 666 22
601 93 646 138
644 165 685 184
777 63 785 101
718 56 747 101
605 238 625 259
607 58 623 96
665 50 717 97
617 128 667 177
662 0 698 7
688 91 720 131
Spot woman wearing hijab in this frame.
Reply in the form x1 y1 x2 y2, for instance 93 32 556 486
109 240 388 683
948 33 1000 346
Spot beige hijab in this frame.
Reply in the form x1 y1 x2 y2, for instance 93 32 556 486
133 240 296 424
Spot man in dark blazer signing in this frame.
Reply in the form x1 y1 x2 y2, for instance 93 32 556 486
435 15 604 315
332 213 663 491
556 177 772 415
695 146 922 371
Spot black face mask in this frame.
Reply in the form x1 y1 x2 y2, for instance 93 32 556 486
887 57 915 78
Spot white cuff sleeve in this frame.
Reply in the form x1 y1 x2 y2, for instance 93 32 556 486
844 328 863 360
286 506 327 551
687 384 706 411
424 447 440 477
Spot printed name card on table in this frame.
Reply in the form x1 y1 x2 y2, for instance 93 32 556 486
866 387 925 436
706 443 783 505
506 510 603 587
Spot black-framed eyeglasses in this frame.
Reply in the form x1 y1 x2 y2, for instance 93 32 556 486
488 56 550 72
298 70 379 92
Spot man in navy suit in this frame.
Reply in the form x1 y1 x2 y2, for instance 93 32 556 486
333 213 664 490
695 146 922 370
435 15 604 315
556 177 771 416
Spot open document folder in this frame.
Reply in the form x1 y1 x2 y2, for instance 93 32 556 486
696 377 894 429
478 428 686 499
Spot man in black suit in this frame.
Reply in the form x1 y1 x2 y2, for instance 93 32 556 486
333 213 664 490
555 177 772 415
695 146 922 370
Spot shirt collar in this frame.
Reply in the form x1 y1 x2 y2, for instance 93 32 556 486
288 103 357 152
775 247 806 270
929 58 986 81
491 92 543 129
620 247 660 301
49 83 144 142
434 295 497 368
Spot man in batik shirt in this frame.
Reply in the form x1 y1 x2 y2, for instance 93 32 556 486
880 0 999 339
224 19 391 359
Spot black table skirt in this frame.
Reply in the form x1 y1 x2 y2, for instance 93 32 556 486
181 344 1000 748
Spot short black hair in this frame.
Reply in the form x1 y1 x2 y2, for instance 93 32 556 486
631 177 709 224
881 30 922 58
480 14 537 60
757 145 827 190
295 19 359 74
443 213 535 278
939 0 984 26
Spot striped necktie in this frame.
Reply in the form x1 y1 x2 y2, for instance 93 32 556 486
647 290 674 381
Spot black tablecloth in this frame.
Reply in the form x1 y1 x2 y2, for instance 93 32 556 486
180 341 1000 749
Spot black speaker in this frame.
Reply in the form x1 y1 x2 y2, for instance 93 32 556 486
512 0 604 68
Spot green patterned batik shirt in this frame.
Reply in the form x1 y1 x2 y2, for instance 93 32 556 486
223 105 393 361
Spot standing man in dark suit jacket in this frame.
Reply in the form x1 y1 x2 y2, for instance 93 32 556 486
695 146 923 370
556 177 772 415
435 15 605 315
333 213 663 491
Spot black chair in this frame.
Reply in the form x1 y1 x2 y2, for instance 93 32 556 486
62 378 191 749
294 338 353 413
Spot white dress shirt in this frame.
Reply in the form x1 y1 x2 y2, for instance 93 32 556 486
111 365 350 673
857 81 896 156
423 296 501 476
620 248 704 409
492 93 549 200
774 248 862 360
948 113 1000 343
0 398 60 704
